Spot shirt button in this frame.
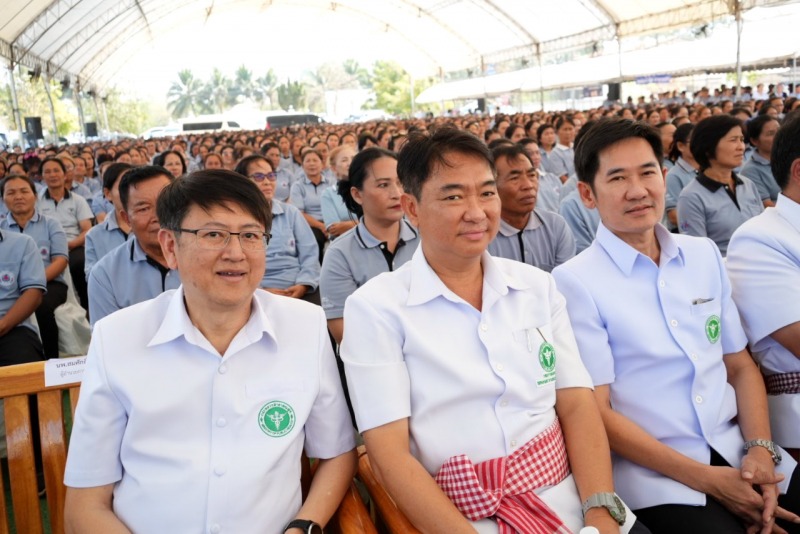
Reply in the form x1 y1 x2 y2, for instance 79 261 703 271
510 440 517 447
695 395 703 404
216 417 227 427
690 353 698 361
659 280 665 288
210 525 221 534
496 363 504 371
500 400 508 407
480 323 488 332
214 466 226 476
218 365 228 374
670 320 678 327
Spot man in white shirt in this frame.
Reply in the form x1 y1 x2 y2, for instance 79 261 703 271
727 114 800 458
342 128 643 534
64 170 356 534
552 118 800 534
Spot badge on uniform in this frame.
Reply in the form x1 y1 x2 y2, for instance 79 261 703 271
258 401 296 437
705 315 721 344
530 328 557 387
0 271 16 288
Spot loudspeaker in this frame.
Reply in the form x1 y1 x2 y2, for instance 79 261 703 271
24 117 43 140
608 83 621 101
477 98 486 112
85 122 98 137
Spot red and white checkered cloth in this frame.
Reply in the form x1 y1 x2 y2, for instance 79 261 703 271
765 372 800 395
434 419 572 534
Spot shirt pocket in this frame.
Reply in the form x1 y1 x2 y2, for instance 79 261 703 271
246 381 306 400
0 261 20 297
512 324 557 387
689 299 720 317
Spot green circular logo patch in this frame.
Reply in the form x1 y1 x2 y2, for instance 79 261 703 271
258 401 296 437
705 315 721 344
538 342 557 373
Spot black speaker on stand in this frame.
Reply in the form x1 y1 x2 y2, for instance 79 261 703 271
607 83 622 101
85 122 98 138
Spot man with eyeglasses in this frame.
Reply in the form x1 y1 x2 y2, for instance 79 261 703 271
87 166 180 325
65 169 357 534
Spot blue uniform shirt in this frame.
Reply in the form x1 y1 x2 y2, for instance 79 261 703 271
320 219 419 320
289 176 332 222
740 152 779 202
273 168 295 203
85 210 129 280
559 190 600 254
553 223 796 509
88 236 181 325
537 170 562 213
320 187 355 230
0 230 47 335
488 210 575 272
665 157 697 212
0 211 68 285
262 201 320 290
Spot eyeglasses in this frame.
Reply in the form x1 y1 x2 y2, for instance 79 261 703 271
176 228 271 251
249 172 277 182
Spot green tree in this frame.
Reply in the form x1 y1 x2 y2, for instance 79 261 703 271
254 69 278 109
343 59 371 88
368 61 435 116
167 69 207 118
230 65 256 103
276 80 306 111
0 70 79 139
103 89 152 135
202 68 232 113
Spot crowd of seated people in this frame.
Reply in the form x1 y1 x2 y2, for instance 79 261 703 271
1 85 799 533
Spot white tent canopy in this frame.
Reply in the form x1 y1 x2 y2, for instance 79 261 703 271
1 0 790 94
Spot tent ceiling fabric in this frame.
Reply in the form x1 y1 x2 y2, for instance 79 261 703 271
0 0 784 93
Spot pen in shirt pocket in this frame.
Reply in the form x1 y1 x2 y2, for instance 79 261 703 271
691 297 715 305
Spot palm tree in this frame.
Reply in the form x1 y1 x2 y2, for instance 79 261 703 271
231 65 256 103
167 69 206 118
343 59 371 88
277 79 307 111
204 68 232 113
254 69 278 109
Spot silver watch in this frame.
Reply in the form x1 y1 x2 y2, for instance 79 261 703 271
743 439 782 465
581 492 627 525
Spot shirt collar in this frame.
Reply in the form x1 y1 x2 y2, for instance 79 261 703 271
750 152 770 165
4 210 41 230
556 143 572 151
271 200 285 216
776 193 800 233
595 222 683 276
105 210 120 231
696 172 744 192
497 212 541 236
355 218 417 249
676 157 696 174
129 235 148 262
148 286 278 352
44 188 70 200
406 247 529 307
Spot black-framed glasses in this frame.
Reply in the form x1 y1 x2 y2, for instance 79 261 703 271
176 228 271 251
249 172 277 182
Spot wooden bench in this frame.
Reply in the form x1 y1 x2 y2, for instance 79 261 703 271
356 445 421 534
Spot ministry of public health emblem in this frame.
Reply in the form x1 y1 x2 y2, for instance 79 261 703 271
258 401 296 437
0 271 15 288
538 342 556 373
705 315 721 344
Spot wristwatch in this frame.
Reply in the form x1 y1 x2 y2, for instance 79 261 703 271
283 519 323 534
581 492 627 525
743 439 782 465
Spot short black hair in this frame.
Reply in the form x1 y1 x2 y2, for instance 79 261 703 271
154 150 187 175
397 127 494 200
0 174 36 197
338 147 397 218
119 166 173 211
689 115 743 170
157 170 272 235
669 123 694 163
357 134 378 151
41 157 66 174
504 124 524 139
102 162 133 191
574 118 663 187
771 114 800 190
491 143 533 168
234 155 271 177
746 114 779 145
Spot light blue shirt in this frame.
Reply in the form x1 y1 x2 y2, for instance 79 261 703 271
320 219 418 320
273 168 295 203
70 182 93 201
320 186 355 230
552 222 796 509
551 144 575 178
289 176 332 221
488 211 575 272
88 236 181 325
85 210 129 280
262 201 320 290
279 156 302 180
559 190 600 254
90 191 113 217
665 157 697 212
677 173 764 256
740 152 779 202
0 211 68 285
0 230 46 335
37 189 93 240
536 170 562 213
540 148 566 177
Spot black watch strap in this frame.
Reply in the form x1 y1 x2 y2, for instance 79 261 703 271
283 519 322 534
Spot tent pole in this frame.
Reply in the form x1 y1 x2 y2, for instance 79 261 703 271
74 84 87 141
8 61 26 149
735 0 743 98
42 72 59 146
537 45 544 112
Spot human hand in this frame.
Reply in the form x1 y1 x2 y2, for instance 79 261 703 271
284 285 308 299
327 221 355 237
704 465 766 526
263 287 291 297
584 508 620 534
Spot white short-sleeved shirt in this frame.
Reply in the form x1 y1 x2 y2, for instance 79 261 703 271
727 194 800 446
64 287 355 534
341 248 593 529
553 223 797 510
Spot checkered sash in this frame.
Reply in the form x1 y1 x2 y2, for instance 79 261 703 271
434 419 572 534
765 372 800 395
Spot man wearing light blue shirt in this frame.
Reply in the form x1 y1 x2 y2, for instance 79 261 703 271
727 114 800 456
553 118 800 533
88 166 178 325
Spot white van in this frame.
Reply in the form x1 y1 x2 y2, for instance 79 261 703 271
178 115 242 134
